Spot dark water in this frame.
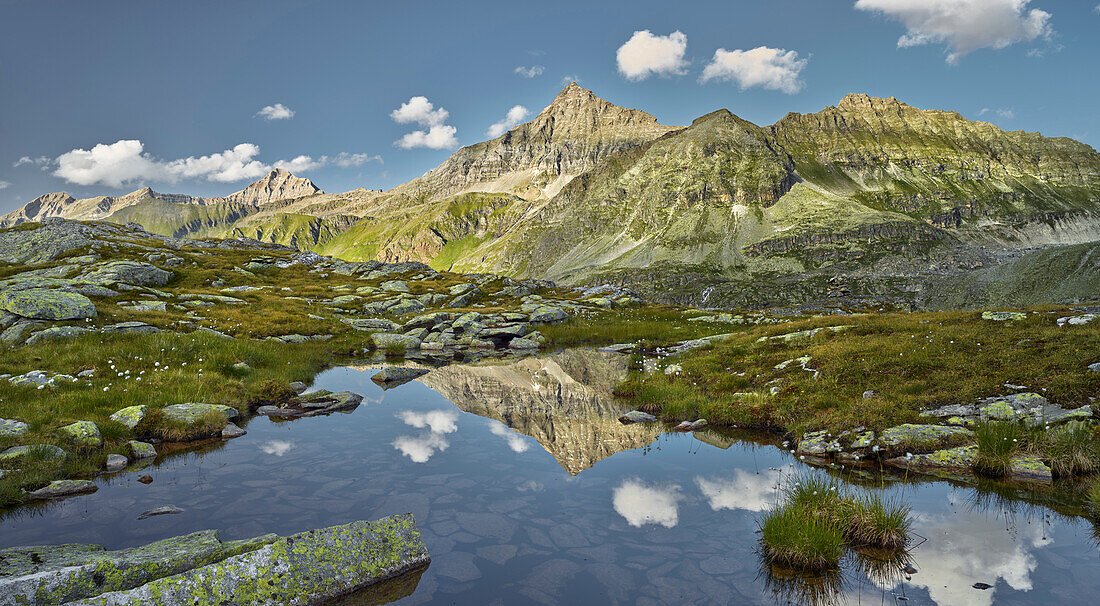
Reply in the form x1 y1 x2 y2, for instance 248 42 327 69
2 350 1099 605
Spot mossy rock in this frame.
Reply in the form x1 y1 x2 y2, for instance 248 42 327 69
0 418 28 437
58 421 102 448
879 423 973 449
796 430 841 455
0 288 97 320
110 406 148 429
128 441 157 459
0 444 66 463
27 479 98 500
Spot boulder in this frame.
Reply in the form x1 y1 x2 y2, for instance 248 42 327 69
342 318 402 332
372 367 430 386
221 423 247 438
100 322 161 335
28 480 98 500
796 430 842 455
58 421 102 448
0 418 28 437
137 505 185 520
106 454 128 472
618 411 657 424
879 423 973 449
527 306 568 323
54 515 429 605
128 441 156 459
110 405 148 429
0 444 66 463
0 288 96 320
673 419 708 432
25 326 93 346
507 337 540 350
160 404 238 439
82 261 173 287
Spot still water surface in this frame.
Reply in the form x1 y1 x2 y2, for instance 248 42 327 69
2 350 1099 605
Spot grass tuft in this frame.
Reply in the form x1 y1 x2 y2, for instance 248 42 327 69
759 505 846 571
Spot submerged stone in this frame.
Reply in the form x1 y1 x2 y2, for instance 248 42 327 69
28 479 98 500
137 505 185 520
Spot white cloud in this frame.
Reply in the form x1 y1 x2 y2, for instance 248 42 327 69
333 152 383 168
854 0 1054 64
486 105 530 138
392 432 450 463
260 440 294 456
487 420 530 453
616 30 689 81
392 409 460 463
256 103 295 120
50 139 378 187
398 409 458 433
12 155 50 169
561 74 582 85
514 65 545 78
390 96 449 127
978 107 1015 119
612 478 682 528
395 125 459 150
695 469 783 512
391 96 459 150
700 46 809 94
0 181 9 190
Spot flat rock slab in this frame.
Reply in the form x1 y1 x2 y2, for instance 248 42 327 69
0 418 28 437
66 514 429 606
371 367 430 386
28 480 98 500
0 444 66 463
0 288 97 320
879 423 973 449
618 411 657 424
137 505 185 520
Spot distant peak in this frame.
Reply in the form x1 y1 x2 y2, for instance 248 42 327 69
836 93 909 111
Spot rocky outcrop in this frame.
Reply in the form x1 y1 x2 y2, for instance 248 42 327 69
219 169 321 206
0 515 428 606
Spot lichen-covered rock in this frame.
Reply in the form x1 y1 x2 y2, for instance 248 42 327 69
58 421 102 448
82 261 173 287
371 367 430 385
508 337 540 350
850 431 875 449
128 441 156 459
68 514 429 606
978 400 1018 421
796 430 842 455
28 479 98 500
109 406 147 429
100 322 160 335
0 529 277 605
221 423 246 438
879 423 973 449
160 404 237 439
0 288 96 320
25 326 94 346
380 280 410 293
527 306 568 323
342 318 402 332
0 418 28 437
0 444 66 463
756 325 852 344
981 311 1027 321
372 333 422 351
885 444 1052 481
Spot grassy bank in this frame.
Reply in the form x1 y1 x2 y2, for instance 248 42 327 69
613 308 1100 436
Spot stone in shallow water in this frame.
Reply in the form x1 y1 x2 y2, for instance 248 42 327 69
672 419 708 432
372 367 430 385
58 421 102 448
129 441 156 459
796 430 842 455
137 505 185 520
618 411 657 424
28 479 97 500
221 422 247 438
106 454 128 472
61 514 430 605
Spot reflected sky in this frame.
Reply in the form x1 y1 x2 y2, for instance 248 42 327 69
1 356 1098 605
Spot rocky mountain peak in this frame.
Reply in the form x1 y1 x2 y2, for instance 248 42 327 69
836 93 908 111
224 169 322 206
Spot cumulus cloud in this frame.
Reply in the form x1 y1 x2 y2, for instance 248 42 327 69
256 103 295 120
616 30 689 81
487 420 530 453
978 107 1016 119
700 46 809 94
50 139 378 187
514 65 545 78
612 478 682 528
260 440 294 456
391 96 459 150
12 155 50 169
854 0 1054 64
695 469 783 512
392 409 460 463
486 105 530 138
0 181 9 190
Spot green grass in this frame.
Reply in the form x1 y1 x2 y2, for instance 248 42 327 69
973 421 1027 477
614 309 1100 435
758 473 912 572
540 307 743 347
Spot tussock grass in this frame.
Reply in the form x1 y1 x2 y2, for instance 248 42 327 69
973 421 1026 477
1028 421 1100 477
758 473 912 572
616 308 1100 435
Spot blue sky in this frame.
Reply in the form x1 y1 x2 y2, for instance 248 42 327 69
1 0 1098 214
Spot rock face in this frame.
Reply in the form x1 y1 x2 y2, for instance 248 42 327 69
220 169 321 206
41 515 430 606
416 350 662 475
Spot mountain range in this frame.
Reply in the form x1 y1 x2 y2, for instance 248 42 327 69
6 83 1099 309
